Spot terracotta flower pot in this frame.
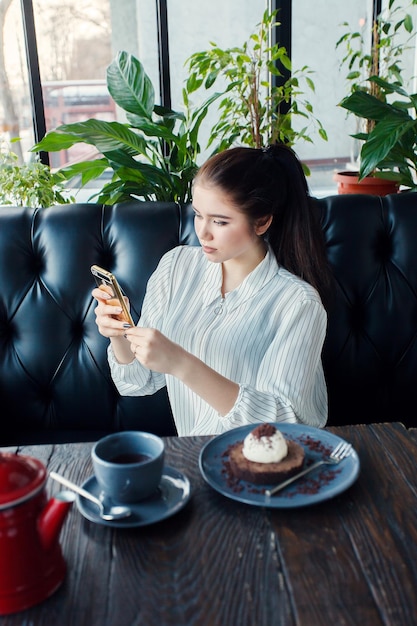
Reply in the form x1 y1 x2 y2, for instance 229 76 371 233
333 171 399 196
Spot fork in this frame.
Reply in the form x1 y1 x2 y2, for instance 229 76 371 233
265 441 353 497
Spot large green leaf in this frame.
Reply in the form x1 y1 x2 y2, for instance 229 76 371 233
44 120 148 155
99 149 154 174
58 159 110 186
107 51 154 119
32 130 87 152
340 90 397 121
359 117 416 178
124 114 180 145
368 75 409 97
114 160 173 187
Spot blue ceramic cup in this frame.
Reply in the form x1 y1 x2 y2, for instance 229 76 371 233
92 431 165 503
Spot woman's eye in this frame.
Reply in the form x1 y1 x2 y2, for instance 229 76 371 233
193 212 227 226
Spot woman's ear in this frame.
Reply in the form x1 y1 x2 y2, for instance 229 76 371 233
255 215 273 236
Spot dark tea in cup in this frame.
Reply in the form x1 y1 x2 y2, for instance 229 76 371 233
109 453 151 464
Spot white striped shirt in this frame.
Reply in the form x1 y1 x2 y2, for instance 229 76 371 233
108 245 328 435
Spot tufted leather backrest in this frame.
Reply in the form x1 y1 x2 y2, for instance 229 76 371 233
1 192 416 444
319 192 417 428
0 201 198 445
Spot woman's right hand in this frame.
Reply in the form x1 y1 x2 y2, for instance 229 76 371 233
92 285 132 339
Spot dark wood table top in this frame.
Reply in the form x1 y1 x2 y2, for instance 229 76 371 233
1 422 417 626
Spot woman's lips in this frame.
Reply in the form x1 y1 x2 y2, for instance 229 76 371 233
202 245 216 254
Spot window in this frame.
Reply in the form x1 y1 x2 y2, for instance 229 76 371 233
1 0 416 198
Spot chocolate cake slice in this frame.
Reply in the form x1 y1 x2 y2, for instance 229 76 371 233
228 438 305 485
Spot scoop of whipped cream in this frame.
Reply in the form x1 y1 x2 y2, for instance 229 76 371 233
242 424 288 464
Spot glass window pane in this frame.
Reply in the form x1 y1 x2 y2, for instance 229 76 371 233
163 0 267 161
33 0 115 167
293 0 417 196
292 0 374 195
0 0 34 162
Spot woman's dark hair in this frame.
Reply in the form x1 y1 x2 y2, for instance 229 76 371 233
194 144 333 309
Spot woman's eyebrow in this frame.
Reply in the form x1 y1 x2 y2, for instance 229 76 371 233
192 206 232 219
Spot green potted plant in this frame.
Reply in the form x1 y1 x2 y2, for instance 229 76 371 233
0 137 70 207
185 9 327 175
32 51 223 205
339 77 417 192
335 0 417 194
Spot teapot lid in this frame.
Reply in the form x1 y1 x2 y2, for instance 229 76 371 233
0 453 46 509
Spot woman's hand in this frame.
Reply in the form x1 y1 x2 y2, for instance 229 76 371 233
92 285 131 339
124 326 239 414
124 327 184 375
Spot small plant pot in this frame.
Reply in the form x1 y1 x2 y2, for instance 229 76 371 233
334 171 399 196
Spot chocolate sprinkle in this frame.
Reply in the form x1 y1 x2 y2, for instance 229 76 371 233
252 423 277 440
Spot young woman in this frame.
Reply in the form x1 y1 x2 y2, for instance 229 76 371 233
92 144 333 436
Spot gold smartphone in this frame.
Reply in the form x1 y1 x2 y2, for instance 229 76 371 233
91 265 134 326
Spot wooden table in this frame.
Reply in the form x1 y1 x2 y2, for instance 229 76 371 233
1 422 417 626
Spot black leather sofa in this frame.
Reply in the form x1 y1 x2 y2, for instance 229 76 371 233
1 192 416 445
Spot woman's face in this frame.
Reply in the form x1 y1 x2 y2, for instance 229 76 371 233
192 183 266 265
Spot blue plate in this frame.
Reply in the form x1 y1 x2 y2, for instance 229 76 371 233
199 423 360 508
76 466 191 527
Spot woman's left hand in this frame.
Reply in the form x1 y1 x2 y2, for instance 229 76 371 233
124 326 183 375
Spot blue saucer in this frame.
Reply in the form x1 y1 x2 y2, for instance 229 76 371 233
76 466 191 527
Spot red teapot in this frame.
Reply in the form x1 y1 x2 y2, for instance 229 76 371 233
0 452 75 615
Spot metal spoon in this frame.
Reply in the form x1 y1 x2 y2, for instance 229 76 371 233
49 471 132 521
